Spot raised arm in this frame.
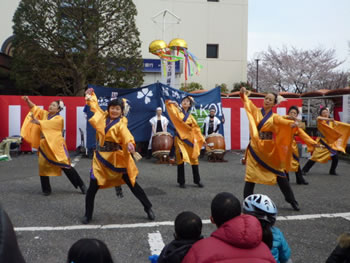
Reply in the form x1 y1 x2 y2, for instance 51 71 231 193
240 87 259 119
297 128 317 152
22 96 35 109
22 96 46 120
274 114 295 126
317 116 334 121
165 100 182 120
85 88 104 115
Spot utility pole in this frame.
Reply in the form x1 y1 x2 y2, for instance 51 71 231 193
255 58 260 92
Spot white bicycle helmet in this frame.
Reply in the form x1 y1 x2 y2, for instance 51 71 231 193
243 194 277 224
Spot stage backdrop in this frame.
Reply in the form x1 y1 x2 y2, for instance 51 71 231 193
85 82 223 150
0 89 302 151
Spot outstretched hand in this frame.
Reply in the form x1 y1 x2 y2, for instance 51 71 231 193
85 88 94 101
22 96 29 102
127 142 135 153
85 88 94 95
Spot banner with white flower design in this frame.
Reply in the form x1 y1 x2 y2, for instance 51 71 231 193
84 83 223 149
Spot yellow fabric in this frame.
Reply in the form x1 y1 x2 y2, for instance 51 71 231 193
20 105 70 176
331 121 350 152
311 120 350 163
165 101 205 165
241 93 294 185
87 92 138 188
289 127 317 172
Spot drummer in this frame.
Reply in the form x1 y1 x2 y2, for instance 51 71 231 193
202 106 221 137
147 107 169 158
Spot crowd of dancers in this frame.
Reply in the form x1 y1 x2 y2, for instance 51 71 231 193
19 86 350 224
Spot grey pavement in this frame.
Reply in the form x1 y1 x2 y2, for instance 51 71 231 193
0 151 349 263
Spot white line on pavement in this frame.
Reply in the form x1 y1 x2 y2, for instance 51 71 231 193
14 212 350 232
277 212 350 221
148 231 165 255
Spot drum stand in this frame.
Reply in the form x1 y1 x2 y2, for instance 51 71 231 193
206 149 227 163
152 153 175 165
157 154 170 164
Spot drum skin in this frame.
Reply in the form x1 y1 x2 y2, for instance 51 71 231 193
152 132 173 157
206 133 225 153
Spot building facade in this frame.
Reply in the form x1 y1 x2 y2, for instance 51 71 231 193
134 0 248 90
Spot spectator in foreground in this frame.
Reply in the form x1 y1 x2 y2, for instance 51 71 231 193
243 194 291 263
67 238 114 263
326 232 350 263
182 192 276 263
157 211 203 263
0 205 26 263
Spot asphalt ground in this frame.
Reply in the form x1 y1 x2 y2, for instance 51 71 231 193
0 151 349 263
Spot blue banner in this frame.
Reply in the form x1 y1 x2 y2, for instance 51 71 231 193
85 82 223 149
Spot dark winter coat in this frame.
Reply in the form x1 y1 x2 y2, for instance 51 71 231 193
182 214 276 263
157 238 201 263
326 233 350 263
0 205 26 263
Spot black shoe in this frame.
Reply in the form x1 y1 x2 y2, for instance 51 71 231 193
290 201 300 211
329 171 338 176
297 179 309 185
145 208 155 221
179 184 186 188
195 182 204 188
81 216 91 224
115 186 124 198
42 191 51 196
79 184 87 194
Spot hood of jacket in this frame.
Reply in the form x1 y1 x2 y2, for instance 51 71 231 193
211 214 263 249
338 233 350 249
158 238 200 263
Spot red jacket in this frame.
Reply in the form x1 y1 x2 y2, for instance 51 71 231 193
182 214 276 263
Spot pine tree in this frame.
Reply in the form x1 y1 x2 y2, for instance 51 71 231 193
12 0 144 96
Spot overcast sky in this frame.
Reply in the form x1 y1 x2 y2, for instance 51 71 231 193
248 0 350 70
1 0 349 70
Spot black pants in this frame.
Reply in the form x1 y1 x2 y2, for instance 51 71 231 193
40 167 85 193
286 166 307 184
302 155 338 174
243 176 297 204
84 174 152 220
177 163 200 185
169 144 175 158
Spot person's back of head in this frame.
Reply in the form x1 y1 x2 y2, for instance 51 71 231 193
0 205 26 263
67 238 113 263
175 211 202 240
211 192 241 227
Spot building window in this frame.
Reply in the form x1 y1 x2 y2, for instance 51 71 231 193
208 0 219 2
207 44 219 58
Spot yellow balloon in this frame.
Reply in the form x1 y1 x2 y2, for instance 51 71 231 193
149 40 168 53
168 38 188 49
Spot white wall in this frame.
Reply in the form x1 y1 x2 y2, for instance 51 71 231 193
134 0 248 90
